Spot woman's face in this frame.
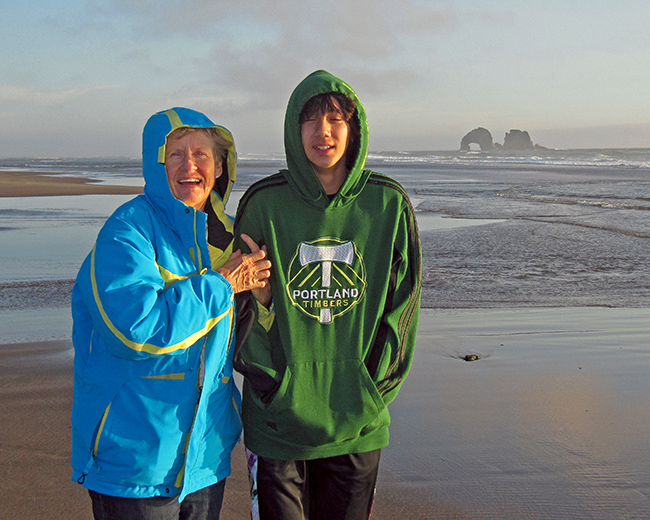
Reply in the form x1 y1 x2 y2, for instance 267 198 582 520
164 130 221 211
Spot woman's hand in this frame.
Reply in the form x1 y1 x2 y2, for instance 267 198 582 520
218 234 272 304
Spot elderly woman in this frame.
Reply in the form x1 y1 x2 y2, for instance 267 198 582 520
71 107 270 520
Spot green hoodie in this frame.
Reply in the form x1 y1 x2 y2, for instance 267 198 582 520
234 70 421 460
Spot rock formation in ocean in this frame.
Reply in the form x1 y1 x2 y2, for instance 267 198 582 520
460 127 549 151
502 129 535 150
460 127 494 151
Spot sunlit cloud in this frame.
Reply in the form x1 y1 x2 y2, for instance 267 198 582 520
0 85 109 106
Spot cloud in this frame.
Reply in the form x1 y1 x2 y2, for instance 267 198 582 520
106 0 454 37
0 85 107 107
99 0 456 100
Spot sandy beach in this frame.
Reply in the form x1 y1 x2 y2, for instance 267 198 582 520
0 332 471 520
0 170 143 197
3 308 650 520
2 171 650 519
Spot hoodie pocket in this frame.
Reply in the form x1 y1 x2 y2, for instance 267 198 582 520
259 359 389 448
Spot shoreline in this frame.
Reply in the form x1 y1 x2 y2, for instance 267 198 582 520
0 170 143 197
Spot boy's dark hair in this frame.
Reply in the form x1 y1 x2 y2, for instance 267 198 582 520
299 92 361 172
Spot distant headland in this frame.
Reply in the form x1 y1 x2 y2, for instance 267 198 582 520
460 127 549 151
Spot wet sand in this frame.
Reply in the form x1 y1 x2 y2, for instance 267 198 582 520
3 308 650 519
0 170 143 197
0 315 492 520
0 339 249 519
0 328 471 520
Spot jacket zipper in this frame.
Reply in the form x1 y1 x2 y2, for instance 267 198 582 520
77 402 112 484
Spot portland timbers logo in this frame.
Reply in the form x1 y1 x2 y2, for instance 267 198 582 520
286 238 366 324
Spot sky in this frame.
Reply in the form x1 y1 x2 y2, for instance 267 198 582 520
2 0 650 157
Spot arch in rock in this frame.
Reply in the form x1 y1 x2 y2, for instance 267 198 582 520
460 127 494 151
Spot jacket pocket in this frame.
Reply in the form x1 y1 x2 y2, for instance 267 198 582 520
91 375 196 485
259 359 389 448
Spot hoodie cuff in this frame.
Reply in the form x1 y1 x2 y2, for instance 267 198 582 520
256 299 275 332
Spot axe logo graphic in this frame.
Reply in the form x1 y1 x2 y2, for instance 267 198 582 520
286 238 366 324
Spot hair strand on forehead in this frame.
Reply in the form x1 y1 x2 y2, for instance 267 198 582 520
299 93 355 124
299 93 361 172
167 127 231 162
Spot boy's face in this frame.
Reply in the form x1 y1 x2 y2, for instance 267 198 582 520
300 103 349 177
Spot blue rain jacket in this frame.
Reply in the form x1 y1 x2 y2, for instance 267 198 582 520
71 108 242 501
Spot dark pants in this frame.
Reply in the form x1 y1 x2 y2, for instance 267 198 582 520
88 479 226 520
257 450 381 520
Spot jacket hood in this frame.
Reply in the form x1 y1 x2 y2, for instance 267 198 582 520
284 70 370 209
142 107 236 217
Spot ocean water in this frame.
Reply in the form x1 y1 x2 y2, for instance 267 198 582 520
0 148 649 339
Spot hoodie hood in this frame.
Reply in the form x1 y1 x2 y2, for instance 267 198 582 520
142 107 236 220
284 70 370 209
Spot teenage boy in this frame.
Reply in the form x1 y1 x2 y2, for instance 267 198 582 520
234 70 421 520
